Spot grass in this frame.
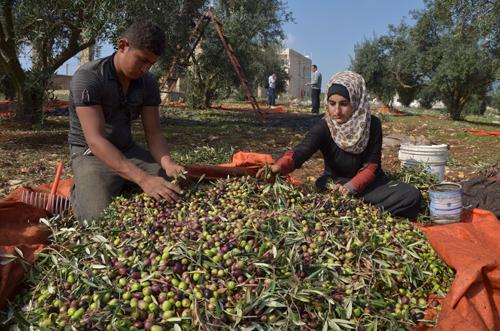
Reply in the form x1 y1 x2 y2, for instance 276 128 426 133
0 104 498 198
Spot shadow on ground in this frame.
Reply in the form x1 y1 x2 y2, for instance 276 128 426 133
161 109 323 131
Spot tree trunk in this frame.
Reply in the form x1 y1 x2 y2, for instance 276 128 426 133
479 99 487 115
13 75 47 125
447 100 464 121
204 89 213 109
0 75 16 100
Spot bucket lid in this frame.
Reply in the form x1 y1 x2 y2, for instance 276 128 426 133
430 182 462 192
400 144 449 152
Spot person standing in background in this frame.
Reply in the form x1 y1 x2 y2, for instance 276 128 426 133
267 73 277 107
306 64 322 113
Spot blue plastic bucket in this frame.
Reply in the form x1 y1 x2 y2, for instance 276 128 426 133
429 182 462 224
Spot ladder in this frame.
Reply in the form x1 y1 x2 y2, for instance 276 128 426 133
159 8 264 122
158 11 211 106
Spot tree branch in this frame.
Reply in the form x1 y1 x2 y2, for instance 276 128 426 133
2 0 15 42
392 66 429 89
0 51 9 72
49 27 95 72
0 1 11 50
0 0 25 81
48 5 108 72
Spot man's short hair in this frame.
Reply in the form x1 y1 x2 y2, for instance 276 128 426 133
121 20 166 56
312 64 318 69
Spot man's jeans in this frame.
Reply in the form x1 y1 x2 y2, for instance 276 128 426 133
267 87 276 106
70 144 168 223
311 88 320 113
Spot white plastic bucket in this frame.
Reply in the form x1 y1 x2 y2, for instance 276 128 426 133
398 144 448 182
429 182 462 224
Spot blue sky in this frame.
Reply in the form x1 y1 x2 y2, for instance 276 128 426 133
283 0 425 84
57 0 426 79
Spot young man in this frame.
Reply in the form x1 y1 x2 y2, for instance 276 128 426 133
305 64 322 113
68 21 184 222
267 73 277 107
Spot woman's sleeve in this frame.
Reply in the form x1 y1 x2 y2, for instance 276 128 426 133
344 117 383 194
293 120 328 168
275 151 295 175
275 120 328 175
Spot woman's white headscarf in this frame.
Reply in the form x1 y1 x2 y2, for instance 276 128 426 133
324 71 371 154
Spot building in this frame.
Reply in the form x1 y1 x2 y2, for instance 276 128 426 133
48 75 72 90
162 47 313 103
281 48 312 100
256 48 312 101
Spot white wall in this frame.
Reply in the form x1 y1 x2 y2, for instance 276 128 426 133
281 48 312 100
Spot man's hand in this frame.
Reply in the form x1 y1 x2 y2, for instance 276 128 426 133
256 164 282 181
138 175 181 202
330 183 350 196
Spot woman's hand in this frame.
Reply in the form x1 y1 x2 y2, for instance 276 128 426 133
330 183 350 196
256 164 282 181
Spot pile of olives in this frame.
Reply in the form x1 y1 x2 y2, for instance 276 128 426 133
3 177 453 330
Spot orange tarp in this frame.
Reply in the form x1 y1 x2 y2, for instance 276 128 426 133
0 100 16 119
188 151 302 185
376 105 408 116
42 100 69 113
0 201 50 310
0 110 15 119
2 179 73 204
220 151 274 168
185 151 273 180
0 99 69 119
464 129 500 138
421 209 500 330
1 179 73 309
167 101 186 107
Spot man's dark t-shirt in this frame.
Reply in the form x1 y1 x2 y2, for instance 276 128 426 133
68 53 161 151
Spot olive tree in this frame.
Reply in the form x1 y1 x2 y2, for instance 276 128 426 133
185 0 292 108
0 0 206 125
407 0 498 119
351 0 499 119
351 37 397 106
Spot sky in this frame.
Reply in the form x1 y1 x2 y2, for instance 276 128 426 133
56 0 426 79
283 0 426 84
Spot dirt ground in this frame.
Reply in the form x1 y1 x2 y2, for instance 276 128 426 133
0 105 499 198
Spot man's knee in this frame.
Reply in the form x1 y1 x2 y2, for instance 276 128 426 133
71 182 115 223
71 167 122 223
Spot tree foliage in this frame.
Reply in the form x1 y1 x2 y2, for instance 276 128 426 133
0 0 206 124
351 0 499 120
351 37 396 106
185 0 292 108
0 0 119 123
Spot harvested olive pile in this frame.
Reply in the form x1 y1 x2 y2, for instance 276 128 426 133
4 177 453 330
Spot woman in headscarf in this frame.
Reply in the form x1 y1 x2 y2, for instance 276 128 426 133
257 71 422 219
